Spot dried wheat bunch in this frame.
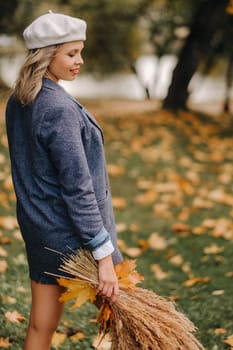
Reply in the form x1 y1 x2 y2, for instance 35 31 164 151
47 249 205 350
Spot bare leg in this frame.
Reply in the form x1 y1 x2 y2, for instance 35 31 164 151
24 280 64 350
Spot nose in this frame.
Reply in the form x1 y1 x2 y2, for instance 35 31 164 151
75 54 84 65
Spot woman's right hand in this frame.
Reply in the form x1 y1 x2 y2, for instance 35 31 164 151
96 255 119 304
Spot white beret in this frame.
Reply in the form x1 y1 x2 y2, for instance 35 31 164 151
23 11 86 49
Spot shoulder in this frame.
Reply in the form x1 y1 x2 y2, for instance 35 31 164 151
34 80 84 122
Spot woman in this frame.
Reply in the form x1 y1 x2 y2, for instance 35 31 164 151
5 11 122 350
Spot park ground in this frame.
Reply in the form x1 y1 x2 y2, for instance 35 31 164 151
0 96 233 349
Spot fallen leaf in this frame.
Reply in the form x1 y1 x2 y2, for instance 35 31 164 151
0 246 8 257
148 232 168 250
192 197 213 209
204 243 224 255
224 334 233 347
169 254 183 266
51 332 67 349
192 227 206 235
208 189 233 206
2 296 17 304
137 239 150 250
182 275 210 287
0 260 8 273
202 219 216 228
107 164 125 177
13 254 27 265
212 290 224 296
225 271 233 277
69 332 85 341
150 264 170 280
154 182 178 193
129 223 140 232
5 310 25 323
171 223 190 233
214 328 227 335
116 239 127 251
134 189 157 205
153 203 172 219
0 337 12 348
16 286 27 293
0 216 18 230
112 197 127 210
124 247 142 258
0 237 12 244
13 230 23 240
115 222 127 233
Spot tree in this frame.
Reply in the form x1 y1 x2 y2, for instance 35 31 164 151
0 0 34 35
59 0 153 75
163 0 230 110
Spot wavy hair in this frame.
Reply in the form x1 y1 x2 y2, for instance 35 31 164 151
13 45 60 105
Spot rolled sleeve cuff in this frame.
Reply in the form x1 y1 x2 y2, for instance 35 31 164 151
92 239 115 260
83 226 110 250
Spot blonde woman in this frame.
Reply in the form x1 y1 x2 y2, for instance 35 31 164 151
6 12 122 350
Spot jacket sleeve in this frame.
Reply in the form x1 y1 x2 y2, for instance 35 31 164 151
40 104 114 256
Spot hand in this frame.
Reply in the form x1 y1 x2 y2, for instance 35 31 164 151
96 255 119 304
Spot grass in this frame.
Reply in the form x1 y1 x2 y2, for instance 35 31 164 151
0 97 233 349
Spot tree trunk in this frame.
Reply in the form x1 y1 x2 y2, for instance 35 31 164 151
163 0 229 110
224 52 233 113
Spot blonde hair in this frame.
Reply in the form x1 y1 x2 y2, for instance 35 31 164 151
14 45 60 105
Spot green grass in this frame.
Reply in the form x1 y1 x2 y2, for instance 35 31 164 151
0 103 233 349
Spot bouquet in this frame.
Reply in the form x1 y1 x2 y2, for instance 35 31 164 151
48 249 205 350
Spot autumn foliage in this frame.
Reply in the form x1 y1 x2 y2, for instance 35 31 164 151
0 100 233 349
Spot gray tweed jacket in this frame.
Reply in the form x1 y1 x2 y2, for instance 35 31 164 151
6 78 122 282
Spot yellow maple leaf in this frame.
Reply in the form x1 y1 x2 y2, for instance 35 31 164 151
115 259 144 289
57 278 96 309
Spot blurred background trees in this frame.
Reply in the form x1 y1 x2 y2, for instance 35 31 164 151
0 0 232 111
